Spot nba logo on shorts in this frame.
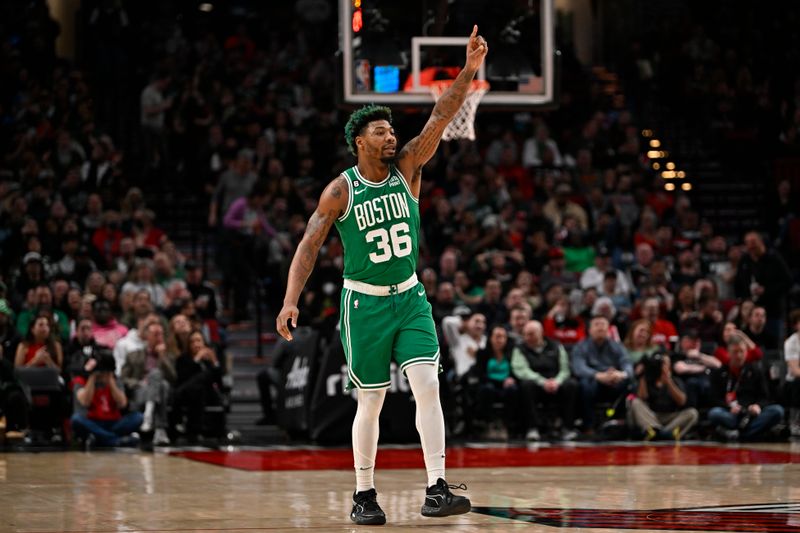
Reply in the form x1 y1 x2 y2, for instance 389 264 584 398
354 299 359 309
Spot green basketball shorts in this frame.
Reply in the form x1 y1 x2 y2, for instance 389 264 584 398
339 279 440 390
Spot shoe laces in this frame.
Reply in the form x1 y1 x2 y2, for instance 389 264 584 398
433 479 467 503
354 489 381 512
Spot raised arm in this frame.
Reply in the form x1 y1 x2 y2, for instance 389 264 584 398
276 176 348 341
395 25 488 193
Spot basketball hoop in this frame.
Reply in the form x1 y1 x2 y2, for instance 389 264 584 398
429 79 489 141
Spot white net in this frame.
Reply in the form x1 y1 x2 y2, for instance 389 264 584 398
429 80 489 141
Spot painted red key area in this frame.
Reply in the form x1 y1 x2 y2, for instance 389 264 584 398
172 445 800 472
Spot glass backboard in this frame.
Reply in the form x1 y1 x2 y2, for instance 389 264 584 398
340 0 555 107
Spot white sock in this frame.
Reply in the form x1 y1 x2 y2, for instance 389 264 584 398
406 364 445 487
141 401 155 432
352 389 386 493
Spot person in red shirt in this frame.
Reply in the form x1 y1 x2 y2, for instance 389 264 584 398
71 351 142 447
641 297 678 348
713 322 763 365
543 296 586 347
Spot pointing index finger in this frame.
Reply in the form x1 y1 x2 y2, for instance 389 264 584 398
471 25 478 38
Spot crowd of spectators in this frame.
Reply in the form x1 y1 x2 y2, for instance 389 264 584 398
1 1 800 447
0 2 229 447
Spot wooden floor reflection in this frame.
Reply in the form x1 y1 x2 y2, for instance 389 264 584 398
1 443 799 533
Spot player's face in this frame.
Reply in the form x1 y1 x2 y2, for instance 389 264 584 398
359 120 397 163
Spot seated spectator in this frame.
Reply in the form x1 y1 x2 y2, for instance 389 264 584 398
114 313 161 376
184 261 219 321
783 310 800 439
741 306 778 350
121 260 167 310
671 331 722 408
441 312 487 379
624 319 660 366
580 245 633 297
432 282 457 325
522 122 564 168
539 247 579 292
591 296 625 341
640 297 678 348
511 320 578 441
473 325 519 437
629 352 698 440
543 183 588 233
0 299 21 357
64 318 103 382
16 284 70 343
708 336 784 441
476 279 509 327
571 315 634 431
71 351 142 448
600 270 632 315
542 296 586 347
507 304 532 345
120 321 175 445
14 314 63 370
173 330 223 442
668 283 697 325
0 344 29 440
678 294 723 343
90 298 129 349
713 322 763 365
122 288 155 328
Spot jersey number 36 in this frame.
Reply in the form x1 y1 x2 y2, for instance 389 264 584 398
365 222 412 264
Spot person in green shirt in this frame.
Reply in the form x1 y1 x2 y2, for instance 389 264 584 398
16 285 70 343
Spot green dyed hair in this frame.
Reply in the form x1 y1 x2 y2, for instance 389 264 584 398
344 104 393 155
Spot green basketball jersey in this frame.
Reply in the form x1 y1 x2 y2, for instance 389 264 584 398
334 164 420 285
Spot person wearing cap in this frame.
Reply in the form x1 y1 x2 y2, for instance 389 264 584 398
580 245 634 297
543 182 588 232
539 247 579 292
670 331 722 408
12 252 47 309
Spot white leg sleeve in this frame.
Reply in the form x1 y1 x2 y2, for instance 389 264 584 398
406 364 445 487
352 388 386 492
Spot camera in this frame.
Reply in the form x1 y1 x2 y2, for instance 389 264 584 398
643 352 665 383
91 349 116 374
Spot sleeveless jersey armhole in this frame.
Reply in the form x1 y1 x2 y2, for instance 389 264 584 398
392 166 419 204
337 173 354 222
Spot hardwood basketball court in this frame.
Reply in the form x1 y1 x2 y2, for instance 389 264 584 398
2 442 800 532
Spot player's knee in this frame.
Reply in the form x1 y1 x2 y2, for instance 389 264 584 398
356 389 386 417
407 365 439 402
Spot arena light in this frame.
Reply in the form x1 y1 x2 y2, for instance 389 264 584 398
198 2 213 12
642 129 653 137
666 162 675 170
681 182 692 191
652 162 660 170
664 183 676 191
661 170 676 179
677 170 686 178
352 8 363 32
649 139 661 148
647 150 662 159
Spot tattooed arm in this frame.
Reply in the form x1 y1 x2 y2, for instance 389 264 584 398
276 175 348 341
396 25 488 195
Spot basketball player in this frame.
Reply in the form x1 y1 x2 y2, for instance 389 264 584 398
276 26 488 526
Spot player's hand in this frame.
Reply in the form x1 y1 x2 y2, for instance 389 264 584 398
465 25 488 72
276 304 299 341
